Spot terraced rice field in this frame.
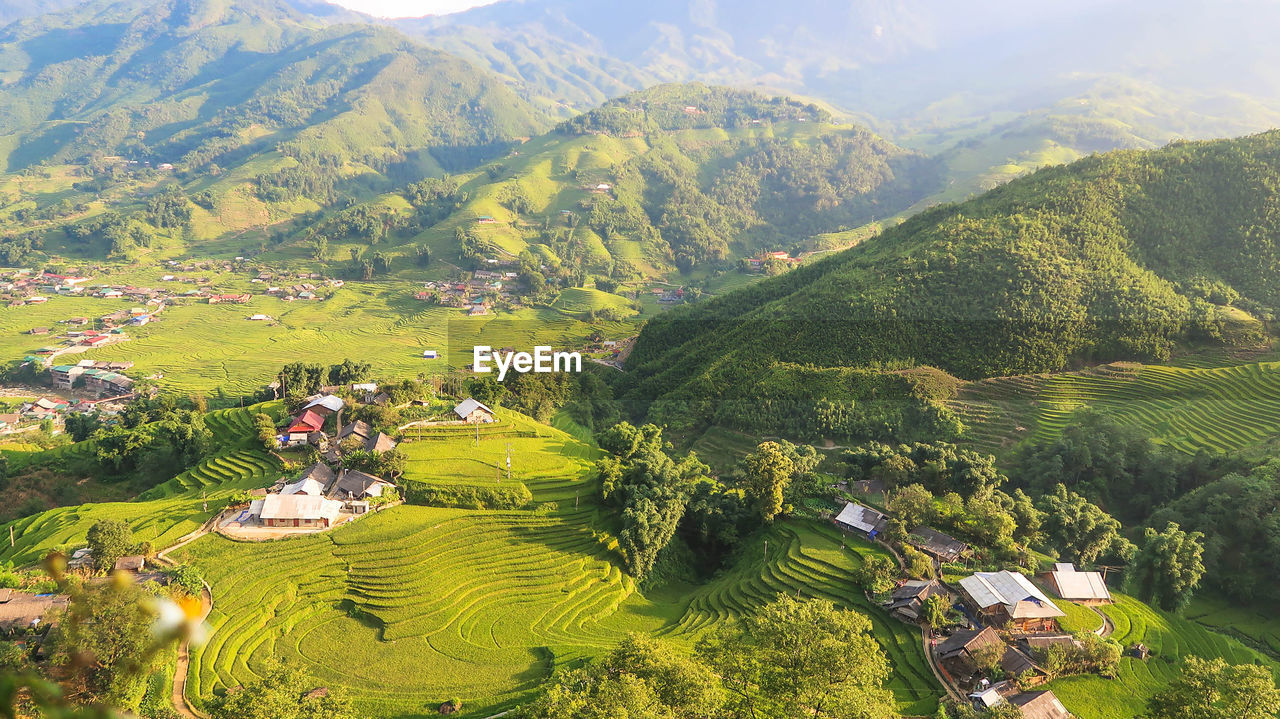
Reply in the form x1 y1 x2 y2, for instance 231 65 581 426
398 411 598 504
952 360 1280 454
174 510 941 718
0 447 280 565
1046 594 1280 719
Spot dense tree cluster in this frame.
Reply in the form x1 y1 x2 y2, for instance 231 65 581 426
519 597 899 719
595 423 709 577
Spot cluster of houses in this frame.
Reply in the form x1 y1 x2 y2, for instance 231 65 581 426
416 272 519 312
745 250 804 272
834 501 1118 718
243 462 398 529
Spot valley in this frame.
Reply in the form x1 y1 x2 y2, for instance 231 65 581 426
0 2 1279 719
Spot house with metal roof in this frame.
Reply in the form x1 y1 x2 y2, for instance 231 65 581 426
329 469 394 502
304 394 345 416
454 398 495 423
833 502 888 538
1043 564 1113 605
255 494 343 529
958 571 1065 632
281 463 336 497
907 526 969 563
1008 690 1075 719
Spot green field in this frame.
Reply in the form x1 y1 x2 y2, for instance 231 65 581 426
173 511 940 718
1047 593 1280 719
160 408 940 718
951 361 1280 455
399 411 598 504
0 288 637 397
0 406 284 565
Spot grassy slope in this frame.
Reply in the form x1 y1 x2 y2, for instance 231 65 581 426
1047 593 1280 719
951 358 1280 457
0 404 284 565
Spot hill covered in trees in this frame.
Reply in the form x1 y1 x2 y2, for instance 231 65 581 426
0 0 547 175
621 131 1280 438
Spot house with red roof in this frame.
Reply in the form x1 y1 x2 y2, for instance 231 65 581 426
286 409 326 446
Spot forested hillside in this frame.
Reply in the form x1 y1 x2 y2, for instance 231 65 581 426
0 0 546 175
621 131 1280 437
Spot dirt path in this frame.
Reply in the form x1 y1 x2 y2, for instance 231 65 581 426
1090 604 1115 638
153 514 221 718
171 585 213 719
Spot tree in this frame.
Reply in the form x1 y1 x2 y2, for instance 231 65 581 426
740 441 795 521
209 661 355 719
855 554 899 595
1037 484 1135 564
1128 522 1206 611
920 594 953 630
53 573 162 704
1146 656 1280 719
886 484 935 529
86 519 133 573
696 596 899 719
254 412 278 450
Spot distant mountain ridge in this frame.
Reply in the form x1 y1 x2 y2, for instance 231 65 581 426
0 0 548 175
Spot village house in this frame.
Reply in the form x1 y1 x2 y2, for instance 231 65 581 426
285 410 326 446
82 369 135 398
937 626 1037 686
280 463 337 496
254 494 343 529
0 589 69 634
1006 690 1075 719
907 526 970 563
958 571 1065 632
454 398 496 424
337 419 373 444
113 555 146 573
833 502 889 539
303 394 345 417
328 469 395 513
1042 564 1113 605
886 579 949 623
208 293 251 304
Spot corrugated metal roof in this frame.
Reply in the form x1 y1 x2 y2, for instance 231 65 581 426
959 571 1065 619
834 502 886 534
1050 567 1112 601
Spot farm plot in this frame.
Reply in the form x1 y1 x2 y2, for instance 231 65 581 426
398 411 599 504
174 511 943 718
175 506 648 717
0 448 280 565
1046 593 1280 719
952 361 1280 455
661 521 941 717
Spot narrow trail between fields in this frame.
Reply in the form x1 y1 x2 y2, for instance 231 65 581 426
1090 604 1115 638
154 514 222 719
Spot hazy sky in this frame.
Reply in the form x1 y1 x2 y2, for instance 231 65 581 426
327 0 502 17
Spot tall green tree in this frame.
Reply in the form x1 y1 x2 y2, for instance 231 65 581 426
1128 522 1206 611
696 596 899 719
1146 656 1280 719
85 519 133 573
1037 484 1136 564
740 441 795 521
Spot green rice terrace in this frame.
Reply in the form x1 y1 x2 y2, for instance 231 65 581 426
950 360 1280 456
146 414 943 718
1045 594 1280 719
0 405 285 566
